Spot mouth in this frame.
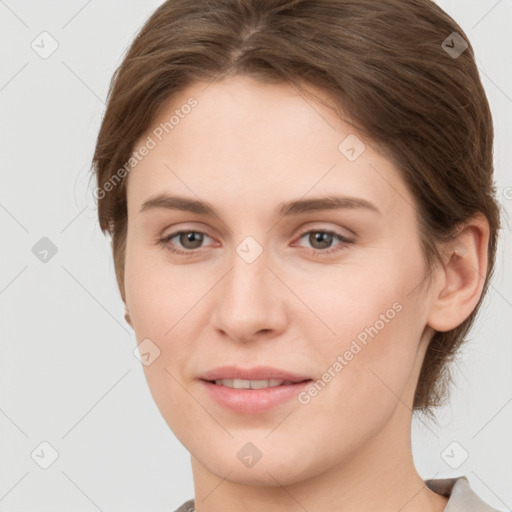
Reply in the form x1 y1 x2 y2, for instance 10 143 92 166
203 378 313 389
200 378 314 414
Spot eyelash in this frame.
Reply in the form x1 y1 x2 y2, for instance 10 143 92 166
158 229 354 257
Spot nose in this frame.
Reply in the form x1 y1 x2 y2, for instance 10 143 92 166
210 243 288 344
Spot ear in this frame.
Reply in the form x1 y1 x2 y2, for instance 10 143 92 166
427 213 490 333
124 304 133 328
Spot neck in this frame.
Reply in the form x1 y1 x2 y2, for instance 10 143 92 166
190 402 448 512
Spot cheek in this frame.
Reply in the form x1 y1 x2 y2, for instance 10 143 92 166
124 242 216 406
295 247 426 407
125 249 204 433
292 283 422 456
124 238 204 333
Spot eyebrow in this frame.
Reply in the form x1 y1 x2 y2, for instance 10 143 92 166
139 193 380 217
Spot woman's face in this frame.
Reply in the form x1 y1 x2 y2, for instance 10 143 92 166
123 75 436 486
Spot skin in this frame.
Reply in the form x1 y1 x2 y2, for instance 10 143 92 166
122 75 489 512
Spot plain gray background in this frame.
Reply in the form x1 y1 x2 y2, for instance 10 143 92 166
1 1 511 511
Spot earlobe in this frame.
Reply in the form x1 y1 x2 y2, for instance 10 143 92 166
427 214 490 333
124 305 133 328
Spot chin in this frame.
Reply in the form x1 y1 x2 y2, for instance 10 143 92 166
192 439 325 487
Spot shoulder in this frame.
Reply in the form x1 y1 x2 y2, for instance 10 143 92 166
425 475 503 512
171 478 504 512
170 498 195 512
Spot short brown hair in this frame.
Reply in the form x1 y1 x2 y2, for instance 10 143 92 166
91 0 501 416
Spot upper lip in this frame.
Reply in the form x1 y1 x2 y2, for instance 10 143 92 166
200 365 312 382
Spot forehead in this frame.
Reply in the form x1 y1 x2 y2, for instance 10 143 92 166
135 76 345 165
126 75 413 221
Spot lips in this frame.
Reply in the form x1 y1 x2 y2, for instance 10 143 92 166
200 379 313 414
199 365 312 383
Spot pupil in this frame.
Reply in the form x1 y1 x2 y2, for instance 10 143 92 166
311 231 332 249
181 232 203 249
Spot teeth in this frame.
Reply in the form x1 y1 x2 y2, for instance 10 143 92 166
214 378 291 389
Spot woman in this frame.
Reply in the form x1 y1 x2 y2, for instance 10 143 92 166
91 1 503 510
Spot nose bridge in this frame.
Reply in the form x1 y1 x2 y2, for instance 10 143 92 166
212 236 285 340
225 239 273 313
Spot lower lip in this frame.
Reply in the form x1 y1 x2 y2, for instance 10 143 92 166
200 379 313 414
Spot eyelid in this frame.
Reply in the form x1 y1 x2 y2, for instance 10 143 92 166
292 221 357 240
159 224 355 257
159 222 219 244
160 222 355 244
294 228 354 243
159 229 215 250
291 228 354 255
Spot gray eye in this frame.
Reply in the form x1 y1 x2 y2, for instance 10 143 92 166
305 231 335 250
177 231 206 250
